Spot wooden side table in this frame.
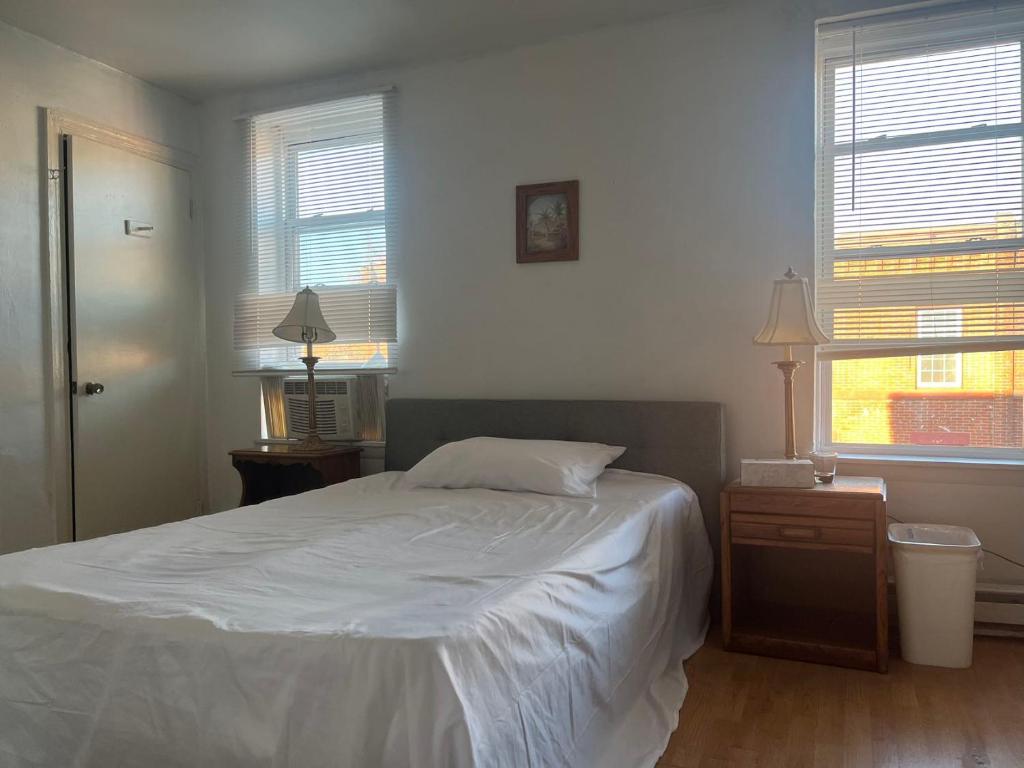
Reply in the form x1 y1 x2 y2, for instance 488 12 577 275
229 444 362 506
721 476 888 672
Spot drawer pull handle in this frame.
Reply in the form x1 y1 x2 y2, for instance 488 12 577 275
778 526 820 540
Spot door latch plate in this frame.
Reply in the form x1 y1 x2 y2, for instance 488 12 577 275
124 220 154 237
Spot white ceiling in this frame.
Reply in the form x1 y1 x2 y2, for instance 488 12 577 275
0 0 704 100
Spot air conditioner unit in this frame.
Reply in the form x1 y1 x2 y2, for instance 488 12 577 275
283 376 356 441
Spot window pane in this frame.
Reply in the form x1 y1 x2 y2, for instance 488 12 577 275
917 353 961 387
296 141 384 218
831 302 1024 343
259 342 390 370
833 43 1021 143
831 351 1023 448
917 307 963 339
297 223 386 286
834 249 1024 279
312 342 389 368
833 137 1023 249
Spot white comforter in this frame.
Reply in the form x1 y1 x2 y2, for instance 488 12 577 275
0 469 712 768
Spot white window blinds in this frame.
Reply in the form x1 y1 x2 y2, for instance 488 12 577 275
816 2 1024 361
234 91 397 372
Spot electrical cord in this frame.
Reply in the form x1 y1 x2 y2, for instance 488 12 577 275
886 513 1024 572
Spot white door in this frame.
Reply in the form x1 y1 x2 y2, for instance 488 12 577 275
66 134 203 540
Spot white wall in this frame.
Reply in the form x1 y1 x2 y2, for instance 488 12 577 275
200 0 1024 585
0 22 199 553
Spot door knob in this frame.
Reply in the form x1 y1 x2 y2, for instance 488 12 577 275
83 382 105 395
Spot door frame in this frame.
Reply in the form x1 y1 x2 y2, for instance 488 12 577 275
43 109 206 542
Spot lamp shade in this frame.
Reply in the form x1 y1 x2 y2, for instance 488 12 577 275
754 268 829 346
272 287 337 344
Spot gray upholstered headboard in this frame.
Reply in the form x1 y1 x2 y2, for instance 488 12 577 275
384 399 726 560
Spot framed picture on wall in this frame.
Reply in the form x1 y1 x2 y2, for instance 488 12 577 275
516 180 579 263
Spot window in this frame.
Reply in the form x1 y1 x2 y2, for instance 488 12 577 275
815 4 1024 458
234 91 397 372
917 309 962 388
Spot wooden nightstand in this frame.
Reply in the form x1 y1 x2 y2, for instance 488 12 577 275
229 444 361 506
721 476 888 672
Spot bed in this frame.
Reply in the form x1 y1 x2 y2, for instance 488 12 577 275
0 399 723 768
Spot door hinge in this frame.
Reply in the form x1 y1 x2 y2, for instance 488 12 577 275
48 168 62 180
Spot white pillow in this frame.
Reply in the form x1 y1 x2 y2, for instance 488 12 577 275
402 437 626 498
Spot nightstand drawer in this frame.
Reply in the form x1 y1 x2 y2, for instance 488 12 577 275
729 492 876 520
731 517 874 550
732 511 874 532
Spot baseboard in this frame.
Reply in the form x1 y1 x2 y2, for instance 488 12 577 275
975 582 1024 630
975 621 1024 638
887 581 1024 633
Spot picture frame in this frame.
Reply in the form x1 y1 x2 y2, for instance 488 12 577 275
516 180 579 263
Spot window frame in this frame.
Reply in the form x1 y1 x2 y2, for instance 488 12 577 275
815 23 1024 462
239 91 397 374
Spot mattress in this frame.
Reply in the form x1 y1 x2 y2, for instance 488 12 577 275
0 469 713 768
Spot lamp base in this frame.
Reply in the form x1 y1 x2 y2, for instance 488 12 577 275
295 347 334 452
295 433 335 452
772 358 804 460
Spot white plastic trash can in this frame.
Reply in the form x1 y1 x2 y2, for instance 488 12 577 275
888 523 982 668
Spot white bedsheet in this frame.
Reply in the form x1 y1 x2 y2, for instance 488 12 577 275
0 469 712 768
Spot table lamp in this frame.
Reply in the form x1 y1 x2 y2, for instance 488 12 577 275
754 268 829 460
273 287 336 451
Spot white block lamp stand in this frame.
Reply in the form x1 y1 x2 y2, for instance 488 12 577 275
740 458 815 488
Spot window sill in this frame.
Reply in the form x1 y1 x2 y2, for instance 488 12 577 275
256 438 384 448
838 453 1024 471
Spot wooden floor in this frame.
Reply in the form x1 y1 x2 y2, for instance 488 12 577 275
657 632 1024 768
